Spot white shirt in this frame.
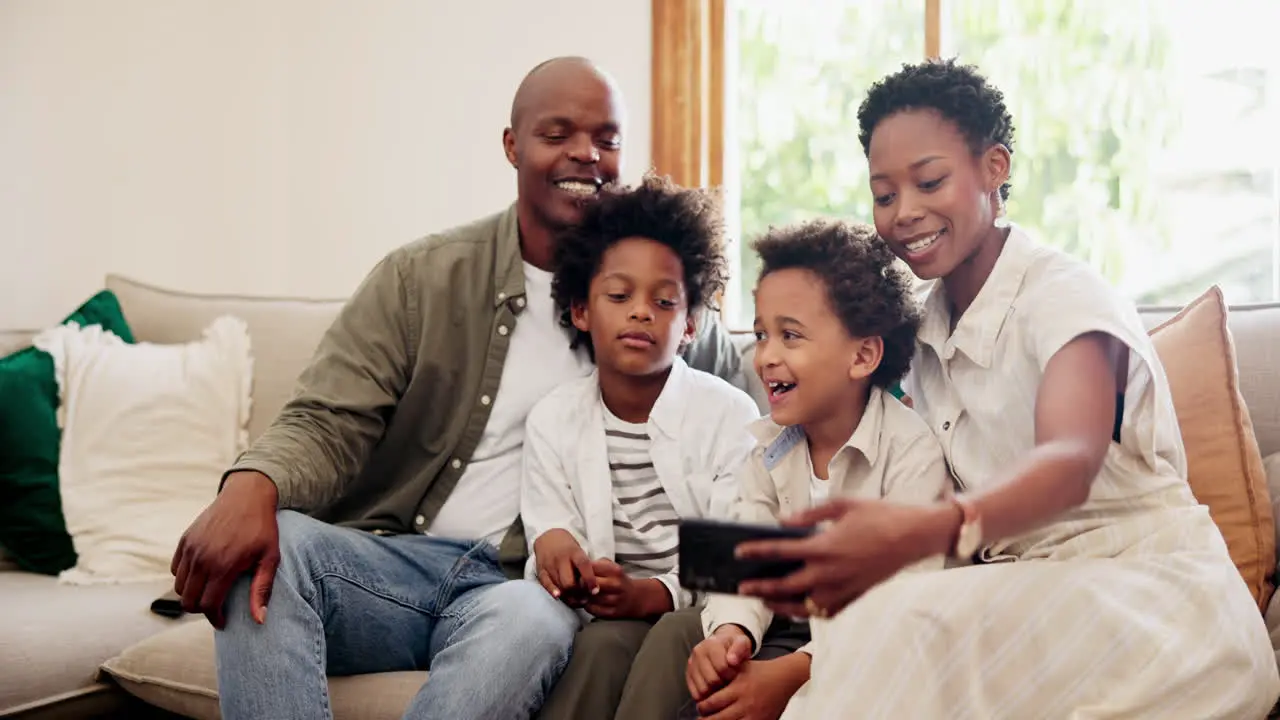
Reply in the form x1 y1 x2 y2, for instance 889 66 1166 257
904 225 1198 560
521 357 761 610
809 474 830 505
602 405 681 582
428 262 593 547
805 453 831 505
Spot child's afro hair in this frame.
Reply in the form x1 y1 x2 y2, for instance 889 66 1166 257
551 172 729 356
753 219 920 389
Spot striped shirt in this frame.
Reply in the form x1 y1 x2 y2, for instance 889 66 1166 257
603 405 680 580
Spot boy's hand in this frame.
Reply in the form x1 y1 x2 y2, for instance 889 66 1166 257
695 653 811 720
583 558 672 619
686 624 754 700
533 529 597 605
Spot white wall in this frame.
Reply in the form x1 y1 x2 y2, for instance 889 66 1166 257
0 0 652 329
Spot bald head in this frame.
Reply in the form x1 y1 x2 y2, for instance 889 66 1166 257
502 56 625 252
509 56 621 132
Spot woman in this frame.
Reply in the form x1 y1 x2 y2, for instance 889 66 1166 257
735 59 1279 718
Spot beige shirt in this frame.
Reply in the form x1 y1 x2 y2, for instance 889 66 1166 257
701 385 950 655
904 225 1200 561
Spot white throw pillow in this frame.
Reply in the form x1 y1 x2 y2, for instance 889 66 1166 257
34 316 253 585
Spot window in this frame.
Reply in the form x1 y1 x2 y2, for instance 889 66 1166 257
651 0 1280 330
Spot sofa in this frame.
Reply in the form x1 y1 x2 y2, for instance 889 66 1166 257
3 273 1280 719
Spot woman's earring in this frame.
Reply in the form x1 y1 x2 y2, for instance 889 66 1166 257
993 192 1010 229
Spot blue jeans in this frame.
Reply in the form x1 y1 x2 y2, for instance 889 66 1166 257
214 510 578 720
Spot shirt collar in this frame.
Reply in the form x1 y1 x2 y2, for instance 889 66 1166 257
917 224 1039 368
647 357 692 439
749 385 889 471
846 385 886 467
493 203 525 309
596 357 692 440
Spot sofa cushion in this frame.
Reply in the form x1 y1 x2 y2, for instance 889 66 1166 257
101 621 428 720
0 329 33 357
0 572 182 715
1138 301 1280 458
35 317 253 585
0 290 135 576
1149 286 1276 609
1267 567 1280 675
105 274 344 443
1268 452 1280 565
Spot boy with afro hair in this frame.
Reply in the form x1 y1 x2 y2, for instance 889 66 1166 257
522 174 760 720
680 219 952 720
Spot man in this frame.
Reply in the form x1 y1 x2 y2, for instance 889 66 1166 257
169 56 744 720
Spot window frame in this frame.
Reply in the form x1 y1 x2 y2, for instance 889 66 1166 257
650 0 940 189
650 0 942 329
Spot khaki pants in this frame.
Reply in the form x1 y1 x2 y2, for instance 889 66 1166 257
537 609 812 720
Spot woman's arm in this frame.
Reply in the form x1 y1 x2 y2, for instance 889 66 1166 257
913 331 1123 554
734 332 1125 616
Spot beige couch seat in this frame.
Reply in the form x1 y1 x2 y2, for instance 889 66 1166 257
0 573 183 715
104 622 427 720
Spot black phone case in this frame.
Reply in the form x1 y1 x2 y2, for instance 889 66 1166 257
677 517 813 596
149 591 185 618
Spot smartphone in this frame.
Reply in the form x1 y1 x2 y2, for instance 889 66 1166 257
677 517 814 597
149 590 185 618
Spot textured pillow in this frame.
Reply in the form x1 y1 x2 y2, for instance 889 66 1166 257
34 316 252 584
0 290 135 574
1149 286 1276 609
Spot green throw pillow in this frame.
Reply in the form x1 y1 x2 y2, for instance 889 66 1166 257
0 290 135 574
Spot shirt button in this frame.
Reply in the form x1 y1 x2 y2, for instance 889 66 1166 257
497 292 507 302
451 458 463 470
480 394 492 406
415 515 425 526
942 421 951 431
498 325 509 336
515 297 526 309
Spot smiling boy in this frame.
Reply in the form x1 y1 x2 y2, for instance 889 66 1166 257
522 174 760 720
683 219 951 720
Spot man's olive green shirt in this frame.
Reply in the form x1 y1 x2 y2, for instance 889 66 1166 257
227 204 746 576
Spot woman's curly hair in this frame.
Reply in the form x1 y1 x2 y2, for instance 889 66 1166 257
551 173 729 357
753 219 920 389
857 58 1016 200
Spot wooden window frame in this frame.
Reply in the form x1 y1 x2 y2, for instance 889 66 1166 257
650 0 941 188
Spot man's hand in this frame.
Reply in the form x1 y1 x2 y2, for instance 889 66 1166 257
583 558 672 619
687 624 754 701
533 529 597 606
170 471 280 629
695 653 811 720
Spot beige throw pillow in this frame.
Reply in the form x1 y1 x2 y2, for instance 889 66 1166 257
1149 286 1276 610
